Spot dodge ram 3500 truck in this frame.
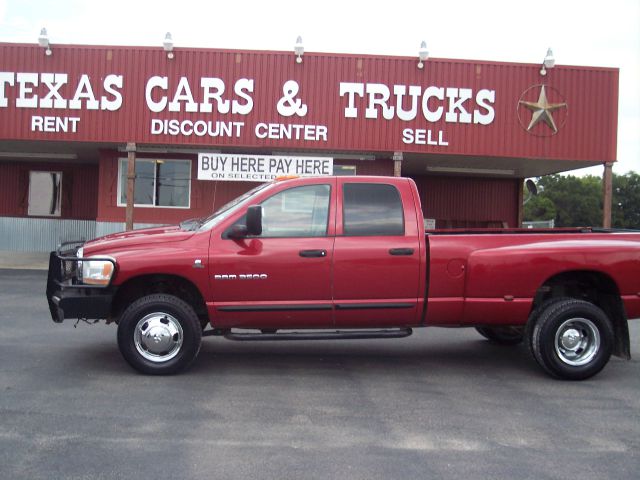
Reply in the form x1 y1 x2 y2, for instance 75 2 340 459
46 176 640 379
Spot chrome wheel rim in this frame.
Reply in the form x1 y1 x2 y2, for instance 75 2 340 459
134 312 183 363
554 318 600 366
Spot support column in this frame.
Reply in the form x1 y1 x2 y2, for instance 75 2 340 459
602 162 613 228
517 179 524 228
125 142 136 231
392 151 403 177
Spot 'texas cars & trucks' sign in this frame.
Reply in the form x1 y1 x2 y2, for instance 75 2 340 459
0 72 494 147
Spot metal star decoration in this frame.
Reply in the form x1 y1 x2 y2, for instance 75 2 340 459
519 85 567 133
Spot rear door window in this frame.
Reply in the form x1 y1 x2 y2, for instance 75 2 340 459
343 183 404 236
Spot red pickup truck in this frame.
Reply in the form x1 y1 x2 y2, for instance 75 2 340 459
47 176 640 379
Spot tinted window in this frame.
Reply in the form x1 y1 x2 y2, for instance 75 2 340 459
258 184 331 237
343 183 404 236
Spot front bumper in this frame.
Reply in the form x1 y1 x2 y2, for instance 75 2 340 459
46 246 116 323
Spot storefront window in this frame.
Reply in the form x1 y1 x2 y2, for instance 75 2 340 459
28 171 62 217
118 158 191 208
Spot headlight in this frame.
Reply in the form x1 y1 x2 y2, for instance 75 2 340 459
81 254 116 286
76 247 84 274
77 247 84 281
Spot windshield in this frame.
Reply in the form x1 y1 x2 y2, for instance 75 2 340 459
198 182 272 230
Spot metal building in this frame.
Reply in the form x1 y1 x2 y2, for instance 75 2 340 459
0 41 618 251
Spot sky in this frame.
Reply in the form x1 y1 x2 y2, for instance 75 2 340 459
0 0 638 176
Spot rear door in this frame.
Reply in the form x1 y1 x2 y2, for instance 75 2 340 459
333 178 421 327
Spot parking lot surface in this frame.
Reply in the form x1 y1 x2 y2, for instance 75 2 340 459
1 269 639 479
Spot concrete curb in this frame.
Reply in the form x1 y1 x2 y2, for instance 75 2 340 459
0 251 49 270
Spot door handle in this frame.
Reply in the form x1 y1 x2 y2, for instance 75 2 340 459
299 249 327 258
389 248 414 256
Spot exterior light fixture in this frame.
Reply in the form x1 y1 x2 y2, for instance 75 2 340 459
38 28 52 56
417 41 428 69
163 32 174 59
294 36 304 63
540 48 555 76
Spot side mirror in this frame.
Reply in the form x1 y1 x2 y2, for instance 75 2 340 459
228 224 248 239
246 205 263 236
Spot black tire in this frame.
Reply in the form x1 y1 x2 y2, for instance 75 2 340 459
524 297 572 354
529 298 614 380
475 326 524 345
117 294 202 375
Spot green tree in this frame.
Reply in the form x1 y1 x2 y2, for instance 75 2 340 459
525 172 640 229
524 195 557 222
531 174 602 227
613 172 640 229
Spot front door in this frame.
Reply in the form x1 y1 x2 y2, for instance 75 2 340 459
210 179 336 329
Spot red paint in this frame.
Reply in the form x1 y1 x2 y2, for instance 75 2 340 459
210 176 337 328
414 175 519 228
332 177 424 326
76 176 640 329
0 161 97 219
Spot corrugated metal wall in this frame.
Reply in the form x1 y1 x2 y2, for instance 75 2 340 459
94 222 162 238
413 175 519 228
0 162 22 215
68 164 100 219
0 161 98 219
0 217 163 252
0 217 96 251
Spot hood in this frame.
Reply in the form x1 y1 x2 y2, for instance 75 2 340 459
83 225 197 254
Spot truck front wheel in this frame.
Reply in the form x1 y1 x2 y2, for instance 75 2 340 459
529 299 614 380
117 294 202 375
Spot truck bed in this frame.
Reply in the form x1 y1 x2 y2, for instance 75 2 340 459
426 227 638 235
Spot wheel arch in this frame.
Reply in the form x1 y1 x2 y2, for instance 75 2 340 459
111 274 208 326
530 270 630 359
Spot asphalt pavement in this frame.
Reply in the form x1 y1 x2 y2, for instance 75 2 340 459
1 268 639 480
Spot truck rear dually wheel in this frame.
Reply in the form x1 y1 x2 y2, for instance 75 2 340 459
529 298 613 380
117 294 202 375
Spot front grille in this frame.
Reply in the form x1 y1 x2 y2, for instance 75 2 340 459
62 258 77 279
56 241 85 284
